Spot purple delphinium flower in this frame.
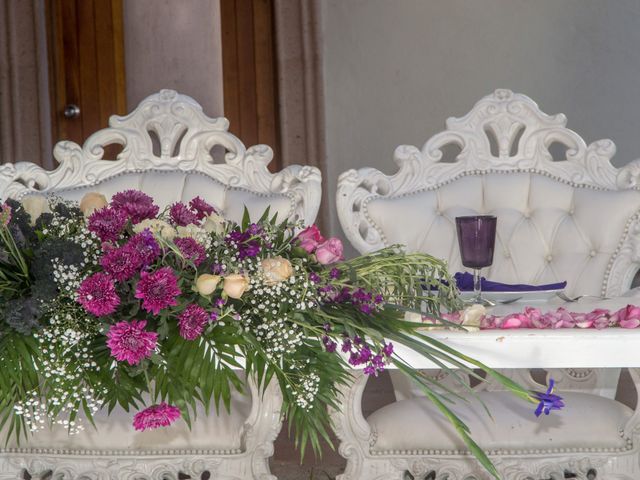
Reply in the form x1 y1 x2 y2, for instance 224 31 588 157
322 335 337 353
111 190 159 224
133 403 181 431
134 267 181 314
169 202 199 226
126 230 161 267
382 342 394 357
174 237 206 266
178 304 210 340
226 230 261 259
106 319 158 365
77 272 120 316
329 268 341 279
100 245 143 282
189 196 215 220
309 272 321 284
214 297 226 308
211 263 225 275
533 379 565 417
88 206 128 243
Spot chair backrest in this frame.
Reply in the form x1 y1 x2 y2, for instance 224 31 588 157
338 89 640 297
0 89 321 226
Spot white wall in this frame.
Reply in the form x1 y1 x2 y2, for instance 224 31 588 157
320 0 640 241
123 0 223 116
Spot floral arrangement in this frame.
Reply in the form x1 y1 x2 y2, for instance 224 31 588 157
0 191 540 477
425 304 640 330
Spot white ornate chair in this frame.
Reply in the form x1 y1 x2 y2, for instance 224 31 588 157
335 90 640 479
0 89 322 480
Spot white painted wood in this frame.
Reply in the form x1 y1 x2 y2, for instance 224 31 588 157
0 89 322 480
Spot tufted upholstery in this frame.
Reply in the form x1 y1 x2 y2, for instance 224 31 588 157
39 170 296 226
366 173 640 297
338 89 640 298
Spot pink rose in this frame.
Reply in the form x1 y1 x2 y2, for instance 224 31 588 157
612 305 640 329
550 307 575 329
499 313 530 329
480 315 500 329
297 225 325 253
571 312 594 329
315 237 344 265
587 308 612 329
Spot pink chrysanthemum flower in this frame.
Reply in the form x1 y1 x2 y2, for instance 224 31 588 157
100 245 143 282
133 403 181 431
88 206 128 243
189 196 215 220
77 272 120 316
134 267 181 314
106 319 158 365
178 304 209 340
126 230 161 267
174 237 206 266
169 202 199 226
111 190 159 224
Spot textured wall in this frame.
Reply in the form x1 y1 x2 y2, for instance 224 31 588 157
123 0 223 116
320 0 640 241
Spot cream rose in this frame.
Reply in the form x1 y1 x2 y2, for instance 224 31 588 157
260 256 293 285
21 195 50 225
223 274 250 299
202 212 226 235
461 304 486 331
133 219 177 240
195 274 221 296
176 224 209 246
79 192 108 217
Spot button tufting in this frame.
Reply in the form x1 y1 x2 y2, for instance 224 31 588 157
590 250 597 257
504 252 511 259
523 212 531 219
545 255 553 262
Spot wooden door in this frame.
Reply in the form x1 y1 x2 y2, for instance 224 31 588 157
46 0 126 148
221 0 281 171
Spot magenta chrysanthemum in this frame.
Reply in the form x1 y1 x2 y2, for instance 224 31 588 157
174 237 206 266
100 245 143 282
126 230 161 267
88 206 128 242
189 196 215 220
178 304 209 340
106 319 158 365
111 190 159 224
77 272 120 316
134 267 181 314
169 202 199 226
133 403 181 431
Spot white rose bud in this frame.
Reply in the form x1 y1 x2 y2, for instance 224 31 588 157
195 274 221 296
461 304 486 331
134 219 177 240
202 212 226 235
21 195 50 225
260 256 293 285
223 274 250 299
79 192 108 217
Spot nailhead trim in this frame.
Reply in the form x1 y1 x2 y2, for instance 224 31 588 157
369 441 635 457
0 446 244 456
